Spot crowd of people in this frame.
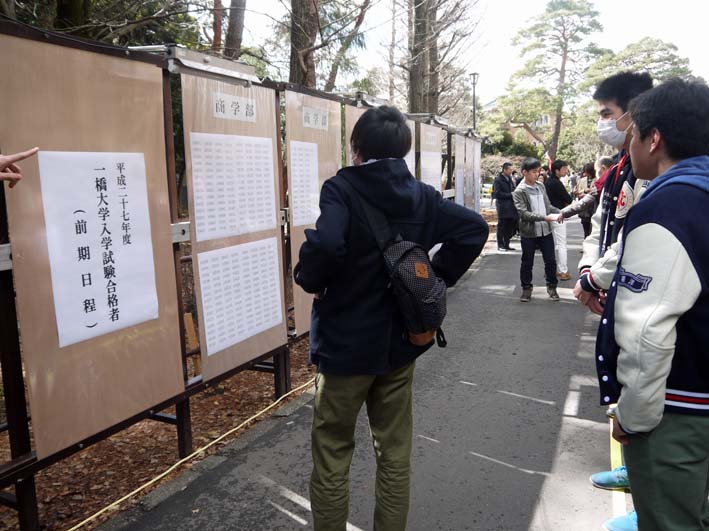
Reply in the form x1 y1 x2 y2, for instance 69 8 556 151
3 71 708 531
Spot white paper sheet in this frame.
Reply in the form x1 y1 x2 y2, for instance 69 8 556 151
213 92 256 123
455 136 465 205
197 238 283 356
190 132 278 242
38 151 159 348
303 106 329 130
289 141 320 227
420 150 442 190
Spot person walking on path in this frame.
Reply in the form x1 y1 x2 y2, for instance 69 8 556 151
294 106 488 531
545 159 573 280
512 157 564 302
596 78 709 531
492 162 518 251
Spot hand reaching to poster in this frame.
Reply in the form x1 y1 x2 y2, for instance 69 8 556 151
0 147 39 188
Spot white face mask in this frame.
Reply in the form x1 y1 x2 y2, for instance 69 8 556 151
597 113 629 147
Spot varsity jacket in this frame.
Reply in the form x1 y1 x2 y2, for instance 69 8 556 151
595 156 709 432
578 151 647 292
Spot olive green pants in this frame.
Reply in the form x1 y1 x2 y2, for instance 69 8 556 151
624 412 709 531
310 362 415 531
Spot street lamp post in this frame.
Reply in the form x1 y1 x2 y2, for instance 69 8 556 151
470 72 479 132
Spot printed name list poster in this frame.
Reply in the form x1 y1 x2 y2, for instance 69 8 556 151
190 132 278 242
197 237 283 356
38 151 159 348
420 151 442 190
289 141 320 226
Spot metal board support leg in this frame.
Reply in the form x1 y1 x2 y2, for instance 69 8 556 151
0 185 40 531
273 347 291 399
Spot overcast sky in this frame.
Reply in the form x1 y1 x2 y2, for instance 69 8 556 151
241 0 709 103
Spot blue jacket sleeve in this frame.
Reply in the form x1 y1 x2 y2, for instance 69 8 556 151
430 194 489 286
294 179 350 294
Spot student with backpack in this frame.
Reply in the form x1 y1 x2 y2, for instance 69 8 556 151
294 106 488 531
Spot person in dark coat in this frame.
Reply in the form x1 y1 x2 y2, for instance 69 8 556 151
545 159 573 280
295 106 489 531
493 162 518 251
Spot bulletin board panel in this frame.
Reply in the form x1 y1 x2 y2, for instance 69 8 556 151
0 35 184 459
473 138 482 211
404 119 417 176
464 137 475 208
285 92 342 337
344 105 367 165
454 134 466 205
419 123 443 190
181 74 288 381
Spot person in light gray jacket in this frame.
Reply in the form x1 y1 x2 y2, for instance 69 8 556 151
512 157 564 302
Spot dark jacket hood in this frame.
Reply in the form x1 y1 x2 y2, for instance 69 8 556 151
336 158 419 217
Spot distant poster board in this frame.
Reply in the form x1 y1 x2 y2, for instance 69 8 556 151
454 135 465 205
473 138 482 212
464 137 475 209
419 123 443 190
404 118 417 176
1 34 184 458
286 92 342 337
181 74 287 380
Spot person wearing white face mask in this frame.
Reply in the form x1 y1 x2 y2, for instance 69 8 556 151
573 71 653 315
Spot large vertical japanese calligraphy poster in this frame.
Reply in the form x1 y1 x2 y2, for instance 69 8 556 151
181 74 287 380
0 34 184 458
419 123 443 191
286 92 342 337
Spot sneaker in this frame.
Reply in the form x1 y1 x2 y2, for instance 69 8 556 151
603 511 637 531
497 247 507 252
520 288 532 302
505 246 516 251
556 271 572 280
590 465 630 490
547 286 560 301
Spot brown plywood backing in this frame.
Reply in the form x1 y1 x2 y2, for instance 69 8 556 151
180 74 288 381
285 92 342 337
0 35 184 458
419 123 443 190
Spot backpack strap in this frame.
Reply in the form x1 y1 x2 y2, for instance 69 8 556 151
341 177 396 252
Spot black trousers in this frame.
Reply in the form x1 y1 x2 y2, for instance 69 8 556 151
520 234 557 288
581 218 592 238
497 217 517 249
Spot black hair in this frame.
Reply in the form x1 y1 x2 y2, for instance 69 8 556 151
598 156 613 169
521 157 541 172
593 71 653 112
551 159 567 176
629 78 709 160
502 162 513 170
541 165 549 172
583 162 596 179
350 106 412 161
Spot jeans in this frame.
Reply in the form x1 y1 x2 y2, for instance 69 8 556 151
520 234 557 288
310 362 415 531
551 220 568 274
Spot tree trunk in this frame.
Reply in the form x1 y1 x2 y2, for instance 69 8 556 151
388 0 397 102
324 0 371 92
0 0 15 18
55 0 88 30
289 0 319 87
224 0 246 59
426 2 439 115
212 0 223 53
549 45 568 160
408 0 428 113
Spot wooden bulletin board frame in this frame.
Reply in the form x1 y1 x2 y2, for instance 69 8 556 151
0 34 184 459
285 91 343 337
180 73 288 381
419 123 444 190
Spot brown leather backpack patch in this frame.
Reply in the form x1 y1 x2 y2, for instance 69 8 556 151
415 262 429 279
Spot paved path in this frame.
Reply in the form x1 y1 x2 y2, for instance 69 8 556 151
101 219 629 531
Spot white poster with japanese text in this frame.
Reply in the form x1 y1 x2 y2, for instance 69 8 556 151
198 237 283 356
38 151 159 347
213 92 257 123
420 150 442 190
302 105 329 130
289 141 320 226
190 132 278 242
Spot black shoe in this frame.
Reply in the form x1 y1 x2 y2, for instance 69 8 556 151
547 286 560 301
520 288 532 302
505 246 516 251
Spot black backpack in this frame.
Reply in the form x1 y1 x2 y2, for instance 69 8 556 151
343 179 448 348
